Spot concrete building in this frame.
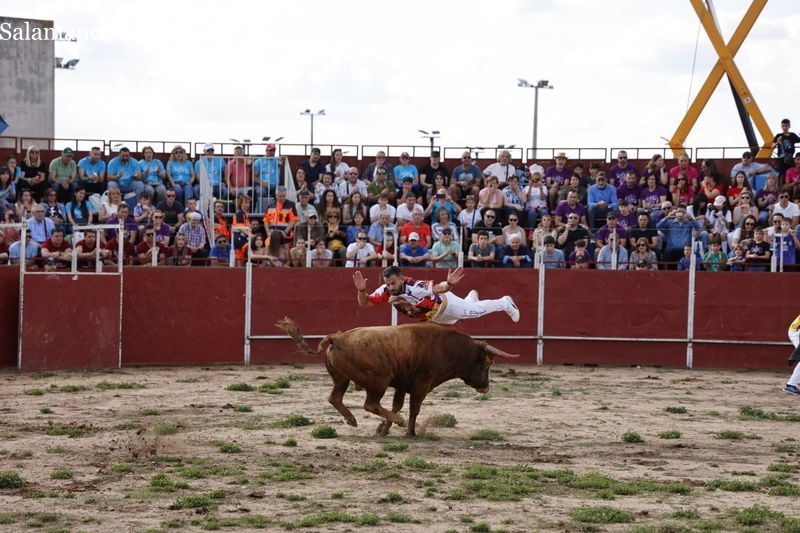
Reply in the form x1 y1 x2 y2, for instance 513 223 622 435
0 16 55 145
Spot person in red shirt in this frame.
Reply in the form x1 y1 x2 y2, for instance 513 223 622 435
40 227 72 270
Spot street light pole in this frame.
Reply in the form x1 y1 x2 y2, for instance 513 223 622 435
300 109 326 149
517 79 553 157
418 129 440 153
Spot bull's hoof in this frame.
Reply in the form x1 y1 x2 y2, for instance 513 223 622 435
345 417 358 427
376 421 391 436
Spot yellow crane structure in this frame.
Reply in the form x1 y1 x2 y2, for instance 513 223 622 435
669 0 773 158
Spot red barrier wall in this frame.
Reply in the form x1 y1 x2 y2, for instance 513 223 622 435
0 267 796 370
19 274 121 371
0 269 20 368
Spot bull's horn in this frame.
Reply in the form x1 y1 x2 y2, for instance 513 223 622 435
484 344 519 358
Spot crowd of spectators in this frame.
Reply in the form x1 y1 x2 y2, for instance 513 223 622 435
2 120 800 271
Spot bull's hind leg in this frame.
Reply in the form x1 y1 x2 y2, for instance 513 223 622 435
328 376 357 427
406 390 428 437
363 389 406 433
377 388 407 436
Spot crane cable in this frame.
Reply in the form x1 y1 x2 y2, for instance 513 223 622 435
687 20 702 112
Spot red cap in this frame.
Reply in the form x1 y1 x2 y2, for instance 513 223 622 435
400 151 410 158
266 143 276 150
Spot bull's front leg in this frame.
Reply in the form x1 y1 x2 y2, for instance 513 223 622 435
377 388 407 436
405 390 427 437
363 389 406 432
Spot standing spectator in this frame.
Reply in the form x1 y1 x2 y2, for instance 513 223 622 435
430 227 460 268
467 230 495 268
607 150 640 185
48 147 78 203
107 147 143 206
587 173 618 230
774 218 799 271
194 143 228 201
702 237 728 272
545 152 572 208
17 145 48 201
302 147 326 186
138 146 167 204
227 145 253 200
771 118 800 178
76 146 107 196
656 205 703 268
744 227 771 272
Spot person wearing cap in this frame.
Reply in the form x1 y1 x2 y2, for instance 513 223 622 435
177 211 209 264
107 147 144 205
452 151 483 203
361 150 394 183
48 147 78 203
76 146 107 196
399 210 432 247
295 189 315 224
293 207 324 247
301 147 326 185
430 226 460 268
419 150 450 194
194 143 228 202
226 145 253 201
392 152 419 185
483 150 516 186
253 144 282 211
353 265 519 324
607 150 641 186
166 145 195 205
398 231 431 267
587 172 618 230
545 152 572 209
594 212 627 252
730 151 775 190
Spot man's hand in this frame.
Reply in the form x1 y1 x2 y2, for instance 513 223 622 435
353 271 368 291
446 266 464 286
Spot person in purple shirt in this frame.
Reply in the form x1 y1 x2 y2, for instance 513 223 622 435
607 150 641 186
616 170 642 207
104 203 139 243
615 200 637 231
594 213 628 250
545 152 572 209
554 190 587 229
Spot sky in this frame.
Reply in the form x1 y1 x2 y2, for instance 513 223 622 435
4 0 800 159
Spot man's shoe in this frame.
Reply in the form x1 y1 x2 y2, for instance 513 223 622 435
466 290 479 303
504 296 520 323
782 384 800 396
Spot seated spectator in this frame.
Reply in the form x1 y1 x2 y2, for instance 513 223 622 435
104 228 137 266
502 175 527 220
424 173 450 206
74 231 109 268
40 227 72 270
676 244 700 271
66 187 95 238
554 189 587 228
194 143 228 201
309 238 333 267
263 185 299 239
656 206 703 268
452 151 483 203
399 231 431 267
150 210 173 246
313 172 336 205
105 204 139 244
727 171 752 208
365 164 397 204
425 187 461 224
139 145 167 204
362 150 393 183
596 234 629 270
41 188 67 229
287 238 307 267
430 207 458 244
556 213 590 258
27 204 55 246
557 175 587 205
99 187 124 222
615 200 636 231
572 255 590 270
567 239 593 268
502 212 526 246
400 210 433 247
471 209 503 246
430 227 460 268
133 191 156 229
732 190 759 228
48 147 78 203
774 217 799 271
698 172 723 203
744 227 771 271
165 145 194 205
208 233 232 267
773 188 800 228
545 152 572 208
540 235 565 269
609 150 641 185
212 200 231 242
639 173 668 217
107 147 143 204
345 230 379 267
628 237 658 270
156 189 185 233
499 235 533 268
595 213 628 252
731 151 775 189
483 149 517 185
523 171 550 230
368 193 396 224
726 244 747 271
616 170 642 207
375 231 397 266
264 230 289 267
395 192 423 226
136 225 170 266
477 176 505 215
467 230 496 268
419 156 450 196
346 211 369 245
341 189 368 226
530 213 558 253
392 152 418 185
323 209 348 263
705 196 732 251
166 232 192 266
457 195 482 237
668 153 700 190
641 153 667 186
176 212 209 265
587 172 618 230
702 237 728 272
731 215 757 249
670 173 696 206
8 230 40 268
294 207 325 247
786 154 800 187
248 233 269 265
755 173 780 225
76 145 107 196
367 212 396 247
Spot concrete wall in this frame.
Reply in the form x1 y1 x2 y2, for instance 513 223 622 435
0 17 55 145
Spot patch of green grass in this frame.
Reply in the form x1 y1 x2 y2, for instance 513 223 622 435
311 425 337 439
472 393 491 401
38 407 53 414
294 510 379 528
427 413 457 427
470 524 491 532
46 424 91 437
110 463 134 474
0 514 15 524
96 381 146 390
740 405 800 422
216 441 242 454
24 388 45 396
0 471 26 488
233 404 252 413
470 429 503 441
773 443 797 453
403 457 438 470
380 492 404 503
29 371 56 379
154 423 181 436
569 506 635 524
150 473 189 492
386 512 413 523
271 414 313 428
59 384 88 393
46 446 65 454
160 518 185 528
622 431 644 443
658 430 682 439
671 508 701 520
176 377 199 383
665 406 687 414
705 479 759 492
282 438 297 447
24 512 61 528
169 491 223 510
714 430 745 440
442 390 461 398
226 382 255 391
276 491 306 501
736 505 779 526
768 463 799 474
259 459 314 482
258 381 285 394
50 469 73 480
382 441 409 452
115 420 139 430
140 407 160 416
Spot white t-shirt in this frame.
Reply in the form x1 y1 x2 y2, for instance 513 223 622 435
369 203 396 223
395 202 423 224
483 163 517 184
774 201 800 221
345 242 376 267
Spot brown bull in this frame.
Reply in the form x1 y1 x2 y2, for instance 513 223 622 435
275 317 518 436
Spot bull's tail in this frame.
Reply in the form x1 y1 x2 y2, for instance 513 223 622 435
275 317 329 356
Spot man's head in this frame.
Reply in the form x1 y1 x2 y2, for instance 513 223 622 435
566 191 578 206
625 170 638 186
399 152 410 164
310 147 321 161
555 152 567 168
140 191 152 204
117 204 130 218
617 150 628 163
405 193 417 207
189 212 202 226
543 235 556 250
265 143 276 155
382 265 405 296
50 227 64 245
165 190 177 204
483 209 497 224
276 185 287 200
566 213 579 227
596 173 607 188
477 230 489 245
638 213 650 227
375 150 386 162
204 143 215 156
411 210 423 225
61 147 74 163
89 146 102 162
379 212 390 225
781 118 791 129
119 147 131 162
84 231 96 244
606 213 617 226
779 190 790 205
346 168 359 181
509 235 521 250
441 227 453 241
430 150 441 162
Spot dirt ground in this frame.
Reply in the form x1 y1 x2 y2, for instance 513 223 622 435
1 363 799 533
